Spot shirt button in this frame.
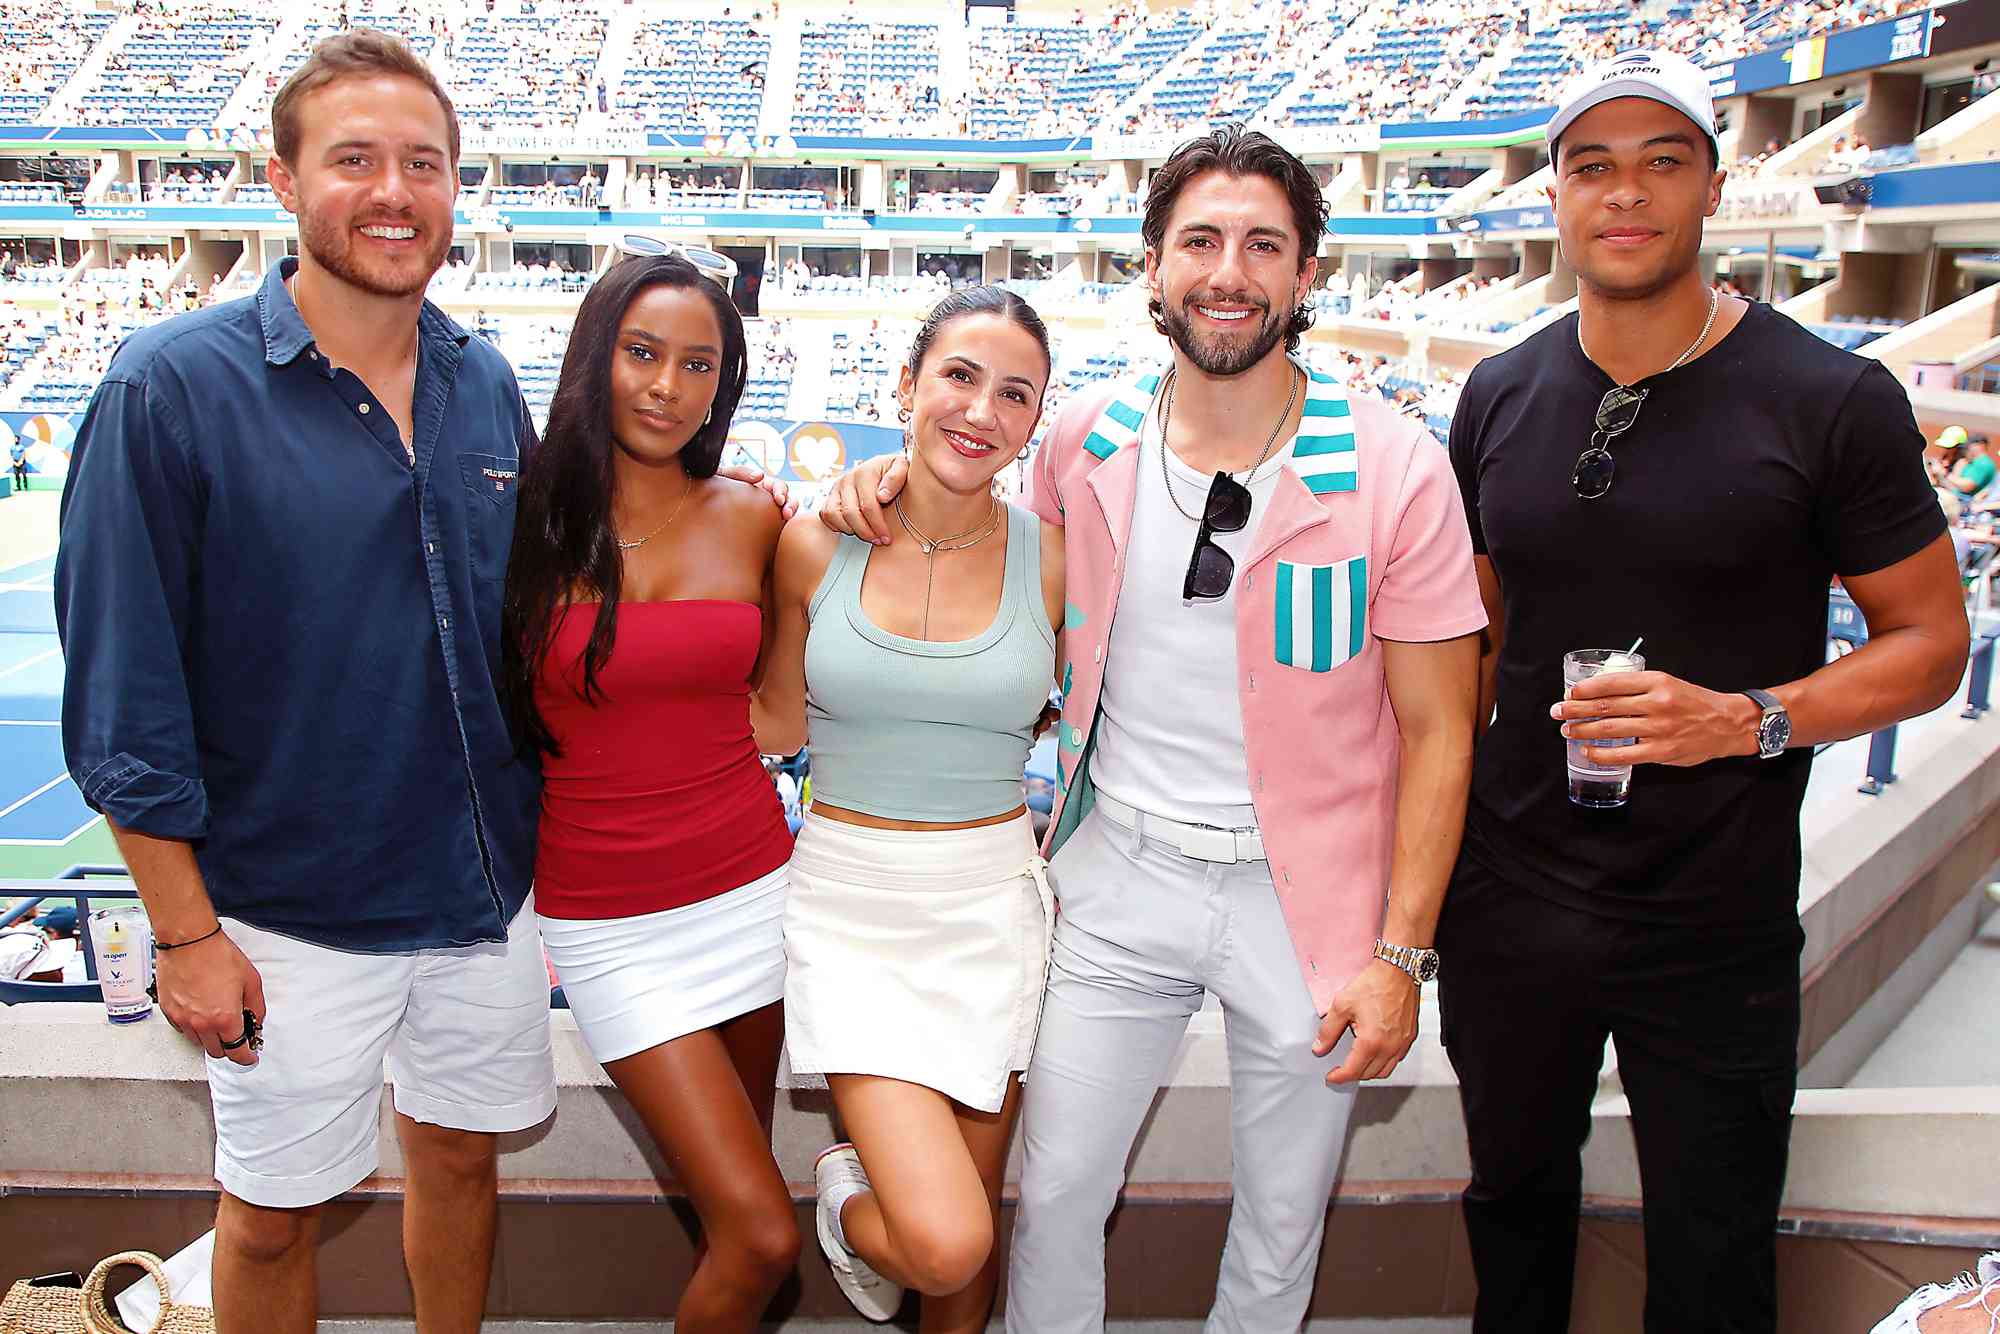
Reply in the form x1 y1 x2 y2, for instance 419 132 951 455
358 403 371 415
1246 572 1255 591
439 615 450 630
1248 672 1256 691
1068 725 1083 746
426 542 436 555
1093 645 1102 663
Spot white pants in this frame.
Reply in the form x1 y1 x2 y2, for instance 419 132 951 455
1006 807 1357 1334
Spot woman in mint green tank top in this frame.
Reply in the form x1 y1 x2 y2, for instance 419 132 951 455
753 288 1065 1330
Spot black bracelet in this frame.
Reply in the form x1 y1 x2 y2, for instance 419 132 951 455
154 923 222 951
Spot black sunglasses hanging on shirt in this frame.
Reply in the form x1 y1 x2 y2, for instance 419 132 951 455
1184 471 1254 602
1571 383 1650 501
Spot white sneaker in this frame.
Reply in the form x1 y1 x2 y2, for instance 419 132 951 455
814 1143 904 1323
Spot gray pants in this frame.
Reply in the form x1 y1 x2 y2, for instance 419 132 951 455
1005 806 1357 1334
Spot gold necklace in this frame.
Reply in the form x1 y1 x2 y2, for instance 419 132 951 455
615 473 693 551
894 495 1002 640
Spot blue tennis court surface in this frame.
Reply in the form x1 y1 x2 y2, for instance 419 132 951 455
0 555 97 847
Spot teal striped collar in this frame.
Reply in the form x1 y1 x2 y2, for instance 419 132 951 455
1079 357 1358 496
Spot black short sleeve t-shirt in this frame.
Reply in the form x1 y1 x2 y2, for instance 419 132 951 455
1448 301 1947 926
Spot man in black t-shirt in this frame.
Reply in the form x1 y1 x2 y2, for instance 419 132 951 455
1440 51 1967 1334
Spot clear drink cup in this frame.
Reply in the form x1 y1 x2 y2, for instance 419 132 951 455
86 904 154 1024
1563 649 1644 809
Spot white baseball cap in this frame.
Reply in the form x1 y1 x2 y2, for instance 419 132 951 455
1547 50 1719 160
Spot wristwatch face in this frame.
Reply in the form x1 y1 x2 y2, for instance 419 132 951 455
1760 711 1791 757
1415 950 1440 983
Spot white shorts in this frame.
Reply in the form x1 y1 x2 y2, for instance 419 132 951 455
207 899 557 1209
538 865 789 1066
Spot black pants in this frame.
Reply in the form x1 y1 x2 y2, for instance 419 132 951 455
1436 856 1801 1334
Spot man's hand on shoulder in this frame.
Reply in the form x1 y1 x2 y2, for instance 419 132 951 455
716 462 797 520
819 453 909 545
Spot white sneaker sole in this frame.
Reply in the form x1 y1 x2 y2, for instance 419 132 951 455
815 1146 903 1323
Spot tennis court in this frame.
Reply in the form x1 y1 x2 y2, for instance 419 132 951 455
0 551 116 876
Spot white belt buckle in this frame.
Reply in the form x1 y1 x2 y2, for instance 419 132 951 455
1178 823 1243 863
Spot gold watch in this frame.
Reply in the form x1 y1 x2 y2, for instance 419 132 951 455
1374 939 1440 984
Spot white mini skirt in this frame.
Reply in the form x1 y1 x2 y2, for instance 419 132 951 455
538 865 788 1065
783 810 1053 1113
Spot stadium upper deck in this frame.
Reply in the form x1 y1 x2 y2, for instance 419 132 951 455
3 0 2000 451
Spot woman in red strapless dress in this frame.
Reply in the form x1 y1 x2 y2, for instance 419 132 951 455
502 252 797 1333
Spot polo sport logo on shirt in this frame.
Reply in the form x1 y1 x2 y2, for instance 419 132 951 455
482 466 516 492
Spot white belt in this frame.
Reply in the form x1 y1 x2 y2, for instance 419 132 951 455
1092 792 1266 864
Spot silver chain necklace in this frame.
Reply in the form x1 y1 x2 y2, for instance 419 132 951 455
1157 364 1301 523
1578 286 1719 389
893 495 1002 641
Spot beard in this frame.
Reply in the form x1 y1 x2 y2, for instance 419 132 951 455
297 206 452 299
1159 290 1291 377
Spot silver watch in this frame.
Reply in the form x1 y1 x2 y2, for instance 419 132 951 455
1374 939 1440 984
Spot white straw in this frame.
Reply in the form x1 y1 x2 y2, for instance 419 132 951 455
1627 637 1644 656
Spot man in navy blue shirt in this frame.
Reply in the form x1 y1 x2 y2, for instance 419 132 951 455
59 32 548 1334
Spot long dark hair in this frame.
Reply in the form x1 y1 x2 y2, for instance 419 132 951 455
1141 123 1328 354
502 254 750 757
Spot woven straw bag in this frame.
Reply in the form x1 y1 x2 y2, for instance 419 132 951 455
0 1251 212 1334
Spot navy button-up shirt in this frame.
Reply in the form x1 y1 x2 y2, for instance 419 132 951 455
56 259 539 951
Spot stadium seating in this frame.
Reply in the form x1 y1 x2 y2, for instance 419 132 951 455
447 11 604 130
792 20 940 137
243 10 438 128
1808 314 1907 351
1138 27 1296 134
77 9 267 128
0 3 115 122
965 23 1102 138
616 17 766 136
1462 5 1649 120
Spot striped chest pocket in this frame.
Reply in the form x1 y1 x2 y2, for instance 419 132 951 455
1274 557 1368 672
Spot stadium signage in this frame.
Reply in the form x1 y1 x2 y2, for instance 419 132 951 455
1291 125 1384 154
464 127 648 156
1704 6 1936 99
1716 179 1812 224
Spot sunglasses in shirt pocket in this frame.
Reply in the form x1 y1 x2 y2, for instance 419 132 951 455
1274 557 1367 673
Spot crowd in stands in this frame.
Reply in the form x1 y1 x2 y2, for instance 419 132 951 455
100 167 230 203
0 250 67 286
74 1 271 129
0 1 114 122
627 168 738 209
446 9 605 130
2 253 214 412
791 19 950 138
0 0 1957 144
1287 0 1516 130
616 17 767 137
473 258 590 291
